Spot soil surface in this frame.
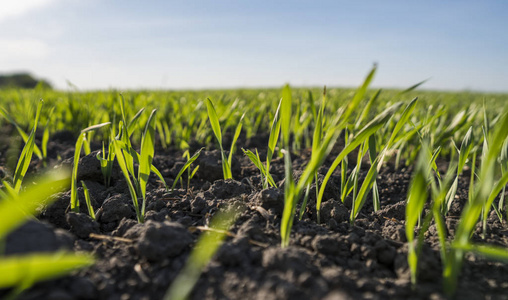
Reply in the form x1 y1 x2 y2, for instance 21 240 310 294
2 131 508 300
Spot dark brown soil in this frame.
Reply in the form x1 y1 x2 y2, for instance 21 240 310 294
2 133 508 300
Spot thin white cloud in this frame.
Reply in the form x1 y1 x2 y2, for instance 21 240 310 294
0 38 50 60
0 0 56 22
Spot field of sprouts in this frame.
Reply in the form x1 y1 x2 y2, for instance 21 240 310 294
2 67 508 300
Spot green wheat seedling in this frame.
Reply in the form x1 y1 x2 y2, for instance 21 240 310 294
41 107 55 167
315 101 403 223
1 99 44 195
0 102 43 162
171 148 203 192
0 170 93 300
96 141 115 188
70 122 111 213
113 109 157 223
350 98 418 223
243 98 282 189
206 98 244 180
279 84 347 247
164 206 242 300
80 180 95 220
412 111 508 296
314 65 378 223
405 143 431 286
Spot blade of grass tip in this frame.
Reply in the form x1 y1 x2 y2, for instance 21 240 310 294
164 207 242 300
341 64 377 124
378 98 418 172
355 89 381 130
457 126 473 175
0 169 70 239
139 109 157 218
127 107 146 137
281 85 292 149
267 98 283 169
206 98 223 147
172 148 204 191
228 112 245 167
80 181 95 220
12 99 43 193
397 78 430 95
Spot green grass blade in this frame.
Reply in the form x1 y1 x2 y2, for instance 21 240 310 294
267 99 283 166
317 102 402 218
70 133 85 212
12 99 43 193
80 180 95 220
405 144 431 286
458 126 473 174
113 140 141 222
0 170 70 239
206 98 223 147
127 107 146 137
0 252 93 290
398 78 430 95
341 64 377 124
350 156 379 222
172 148 204 191
228 113 245 167
355 89 381 130
280 85 292 149
165 207 241 300
139 109 157 217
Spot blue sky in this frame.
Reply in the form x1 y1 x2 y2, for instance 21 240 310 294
1 0 507 91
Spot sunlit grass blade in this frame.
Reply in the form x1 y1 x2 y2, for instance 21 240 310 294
206 98 223 147
457 126 473 174
171 148 204 191
139 109 157 217
80 180 95 220
444 111 508 296
0 170 69 238
0 105 43 160
206 98 232 179
397 78 430 95
355 89 381 130
267 99 282 168
12 99 43 193
228 112 245 167
127 107 146 137
350 156 380 222
164 207 242 300
280 85 292 149
405 144 431 286
113 139 141 222
0 252 94 295
316 102 403 222
70 122 111 213
341 64 376 123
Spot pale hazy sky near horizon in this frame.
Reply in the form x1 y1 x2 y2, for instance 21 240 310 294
1 0 507 92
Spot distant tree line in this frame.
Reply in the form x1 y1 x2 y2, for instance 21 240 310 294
0 73 52 89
